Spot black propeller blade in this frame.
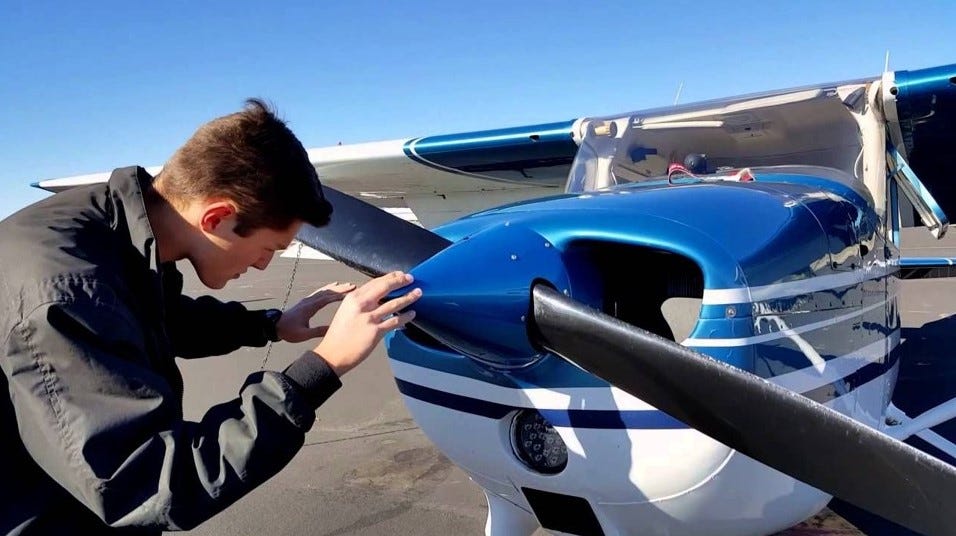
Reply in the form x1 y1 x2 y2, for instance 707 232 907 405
296 186 451 277
530 284 956 536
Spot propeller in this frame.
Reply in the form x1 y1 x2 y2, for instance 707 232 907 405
530 284 956 536
297 185 956 536
296 186 451 276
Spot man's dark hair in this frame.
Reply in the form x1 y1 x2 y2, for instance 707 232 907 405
159 98 332 235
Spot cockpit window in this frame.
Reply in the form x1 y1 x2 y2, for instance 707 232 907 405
564 85 867 194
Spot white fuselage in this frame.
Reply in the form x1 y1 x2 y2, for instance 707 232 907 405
389 333 899 536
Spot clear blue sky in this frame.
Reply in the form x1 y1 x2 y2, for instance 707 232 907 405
1 0 954 219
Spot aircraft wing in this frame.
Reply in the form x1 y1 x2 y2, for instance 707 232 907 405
304 120 581 227
32 121 581 230
32 62 956 232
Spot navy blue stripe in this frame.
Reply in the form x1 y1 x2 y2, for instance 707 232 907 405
395 378 688 429
403 139 477 179
753 316 893 377
802 351 900 404
395 378 514 419
540 409 688 429
396 360 898 429
388 334 613 389
402 121 577 184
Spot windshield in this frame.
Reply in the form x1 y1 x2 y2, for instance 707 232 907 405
565 85 866 193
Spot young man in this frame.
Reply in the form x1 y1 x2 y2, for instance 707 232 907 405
0 100 420 534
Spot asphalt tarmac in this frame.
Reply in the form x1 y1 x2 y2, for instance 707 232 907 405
171 227 956 536
174 256 488 536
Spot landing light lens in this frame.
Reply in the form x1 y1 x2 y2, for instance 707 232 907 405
510 410 568 474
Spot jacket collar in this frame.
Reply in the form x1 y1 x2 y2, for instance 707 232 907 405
107 166 160 272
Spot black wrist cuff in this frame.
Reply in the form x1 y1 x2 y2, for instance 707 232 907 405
282 352 342 409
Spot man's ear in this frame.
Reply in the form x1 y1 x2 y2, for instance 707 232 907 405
199 201 238 234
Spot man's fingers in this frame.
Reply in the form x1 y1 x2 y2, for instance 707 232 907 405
307 325 330 338
380 310 416 331
312 292 348 306
361 271 414 300
309 282 356 298
374 288 422 319
304 283 355 312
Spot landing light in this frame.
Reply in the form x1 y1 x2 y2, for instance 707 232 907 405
510 410 568 474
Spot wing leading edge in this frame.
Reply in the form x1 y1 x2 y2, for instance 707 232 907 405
31 121 579 229
30 63 956 229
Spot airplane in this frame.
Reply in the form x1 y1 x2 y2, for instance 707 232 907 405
32 61 956 535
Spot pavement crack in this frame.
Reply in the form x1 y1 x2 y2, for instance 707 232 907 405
304 426 419 446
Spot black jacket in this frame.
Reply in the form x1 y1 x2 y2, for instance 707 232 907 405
0 167 341 534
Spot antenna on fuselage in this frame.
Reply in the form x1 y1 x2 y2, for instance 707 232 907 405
674 81 684 105
884 50 891 73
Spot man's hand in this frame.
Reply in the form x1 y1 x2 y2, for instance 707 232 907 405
276 282 357 343
314 271 421 377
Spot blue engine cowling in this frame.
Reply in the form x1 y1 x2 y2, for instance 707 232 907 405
394 170 879 375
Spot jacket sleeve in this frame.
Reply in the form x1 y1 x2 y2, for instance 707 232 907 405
1 290 341 531
166 293 273 358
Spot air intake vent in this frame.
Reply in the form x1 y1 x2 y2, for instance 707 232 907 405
522 488 604 536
